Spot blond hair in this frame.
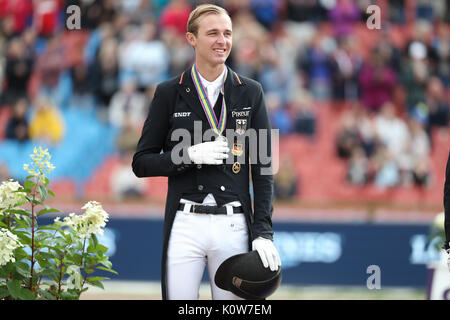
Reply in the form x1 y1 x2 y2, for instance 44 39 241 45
187 4 230 36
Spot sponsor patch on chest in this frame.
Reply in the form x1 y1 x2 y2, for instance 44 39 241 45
231 110 250 117
173 112 191 118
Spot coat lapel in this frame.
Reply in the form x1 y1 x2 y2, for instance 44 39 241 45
176 69 207 122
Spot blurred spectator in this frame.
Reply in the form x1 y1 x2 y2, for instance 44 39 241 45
0 0 33 35
285 0 328 23
5 97 29 142
32 0 63 37
297 34 335 100
250 0 280 30
373 102 410 178
160 26 194 76
80 0 117 30
274 155 298 200
108 74 148 129
258 39 293 103
347 147 370 186
328 0 361 39
401 41 430 112
358 48 397 113
388 0 406 24
67 62 95 110
34 34 67 107
29 96 65 146
373 144 400 189
230 9 268 78
159 0 192 36
3 37 33 105
331 35 361 101
118 20 170 90
110 150 146 200
0 161 11 181
266 92 293 135
425 76 449 132
336 108 360 159
90 37 120 109
111 118 146 200
407 114 431 186
430 23 449 87
291 90 316 137
336 105 376 160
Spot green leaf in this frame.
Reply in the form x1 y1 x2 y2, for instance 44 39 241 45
96 244 108 254
60 290 79 300
100 259 113 269
0 286 10 299
37 289 56 300
6 279 21 299
86 279 105 290
15 261 31 278
24 180 35 190
96 266 118 275
47 189 55 197
38 185 48 202
91 234 98 249
4 208 32 217
18 288 36 300
38 208 61 216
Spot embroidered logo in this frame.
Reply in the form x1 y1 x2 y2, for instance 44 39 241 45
173 112 191 118
231 110 250 117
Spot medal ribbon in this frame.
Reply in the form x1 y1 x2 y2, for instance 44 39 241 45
191 64 227 136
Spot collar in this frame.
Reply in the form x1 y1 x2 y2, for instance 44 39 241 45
197 66 227 89
179 65 243 87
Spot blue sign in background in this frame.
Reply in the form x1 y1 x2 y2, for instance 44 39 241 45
38 216 436 288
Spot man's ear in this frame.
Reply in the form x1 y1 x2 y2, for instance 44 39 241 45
186 32 196 47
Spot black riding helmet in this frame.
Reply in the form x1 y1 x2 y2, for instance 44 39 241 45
214 250 282 300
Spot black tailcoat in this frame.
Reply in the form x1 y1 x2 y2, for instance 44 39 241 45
444 151 450 249
132 65 274 299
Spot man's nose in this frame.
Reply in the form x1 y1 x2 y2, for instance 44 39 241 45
216 33 225 44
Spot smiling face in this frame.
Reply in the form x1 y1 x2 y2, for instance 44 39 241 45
186 13 232 70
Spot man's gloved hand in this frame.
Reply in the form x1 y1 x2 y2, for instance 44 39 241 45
252 237 281 272
187 139 229 165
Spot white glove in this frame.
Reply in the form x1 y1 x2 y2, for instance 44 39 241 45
187 139 229 165
252 237 281 272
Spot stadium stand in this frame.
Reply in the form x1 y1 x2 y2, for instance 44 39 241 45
0 0 448 211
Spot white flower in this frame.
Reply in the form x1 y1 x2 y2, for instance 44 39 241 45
0 179 27 211
0 228 23 266
55 201 109 238
66 265 82 290
433 212 445 232
23 146 55 180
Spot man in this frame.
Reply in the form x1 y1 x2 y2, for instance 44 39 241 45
132 4 281 300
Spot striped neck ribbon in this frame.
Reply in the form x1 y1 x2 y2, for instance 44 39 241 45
191 64 227 136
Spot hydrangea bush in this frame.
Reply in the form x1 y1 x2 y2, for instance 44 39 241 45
0 147 117 300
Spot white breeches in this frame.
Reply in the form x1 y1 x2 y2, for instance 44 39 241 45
167 209 249 300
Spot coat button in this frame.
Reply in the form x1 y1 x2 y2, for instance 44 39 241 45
220 186 225 191
197 164 202 169
198 185 204 191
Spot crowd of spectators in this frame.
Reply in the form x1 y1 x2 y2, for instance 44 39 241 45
0 0 448 200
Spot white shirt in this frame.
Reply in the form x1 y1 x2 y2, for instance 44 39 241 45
181 67 241 208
